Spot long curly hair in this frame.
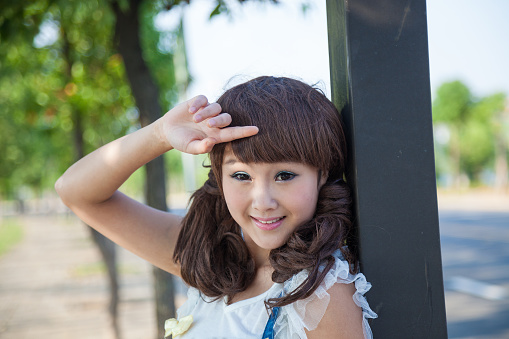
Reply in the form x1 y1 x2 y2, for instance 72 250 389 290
173 76 357 309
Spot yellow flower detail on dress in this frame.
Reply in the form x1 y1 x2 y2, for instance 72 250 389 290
164 315 193 337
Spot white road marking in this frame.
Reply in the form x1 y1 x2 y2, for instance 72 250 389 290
447 276 508 301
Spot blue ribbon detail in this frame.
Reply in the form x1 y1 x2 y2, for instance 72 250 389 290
261 305 280 339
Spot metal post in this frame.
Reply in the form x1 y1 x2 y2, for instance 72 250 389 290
326 0 448 337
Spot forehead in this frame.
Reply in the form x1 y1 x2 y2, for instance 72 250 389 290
222 145 236 164
222 152 238 166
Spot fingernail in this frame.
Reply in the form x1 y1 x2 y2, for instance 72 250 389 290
189 106 197 113
208 120 216 127
194 114 201 121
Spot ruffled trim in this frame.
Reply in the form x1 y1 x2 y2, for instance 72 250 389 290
273 250 377 339
177 286 201 319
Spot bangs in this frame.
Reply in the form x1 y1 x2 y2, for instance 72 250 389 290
213 76 345 178
228 105 329 169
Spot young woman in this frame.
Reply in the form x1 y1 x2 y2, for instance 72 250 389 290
56 76 377 338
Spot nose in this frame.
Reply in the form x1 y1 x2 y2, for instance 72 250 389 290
251 182 278 212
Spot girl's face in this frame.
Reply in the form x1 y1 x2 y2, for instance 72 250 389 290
221 148 326 263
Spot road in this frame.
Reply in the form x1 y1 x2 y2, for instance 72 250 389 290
440 211 509 339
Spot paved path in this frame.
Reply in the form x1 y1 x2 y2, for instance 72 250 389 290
0 215 157 339
440 210 509 339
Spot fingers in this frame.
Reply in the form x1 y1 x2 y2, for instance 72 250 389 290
189 97 222 123
188 96 228 126
188 95 208 114
217 126 259 143
184 95 258 151
188 137 217 154
207 113 231 128
193 102 222 122
186 126 258 154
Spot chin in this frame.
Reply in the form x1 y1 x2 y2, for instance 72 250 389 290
255 237 288 251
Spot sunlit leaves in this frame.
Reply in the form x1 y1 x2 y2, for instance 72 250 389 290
0 0 134 198
140 0 179 111
432 81 471 123
432 80 508 185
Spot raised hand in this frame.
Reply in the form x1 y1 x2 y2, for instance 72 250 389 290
160 95 259 155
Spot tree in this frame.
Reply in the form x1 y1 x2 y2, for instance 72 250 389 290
475 93 509 191
432 80 508 187
432 80 472 186
1 1 282 338
1 2 135 337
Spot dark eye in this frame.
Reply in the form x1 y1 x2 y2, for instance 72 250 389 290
231 171 251 181
275 171 297 182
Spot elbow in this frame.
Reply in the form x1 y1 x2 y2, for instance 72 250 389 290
54 175 72 207
54 176 63 195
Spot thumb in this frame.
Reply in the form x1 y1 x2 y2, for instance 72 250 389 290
189 137 217 154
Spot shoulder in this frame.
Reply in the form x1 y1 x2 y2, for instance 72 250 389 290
305 282 363 339
275 251 377 339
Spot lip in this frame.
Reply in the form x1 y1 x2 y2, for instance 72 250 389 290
251 216 285 231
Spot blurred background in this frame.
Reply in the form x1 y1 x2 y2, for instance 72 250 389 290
0 0 508 338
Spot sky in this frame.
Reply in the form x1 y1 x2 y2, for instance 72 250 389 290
157 0 509 103
426 0 509 98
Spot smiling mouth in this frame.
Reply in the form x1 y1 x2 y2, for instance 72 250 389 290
251 216 285 230
257 217 284 224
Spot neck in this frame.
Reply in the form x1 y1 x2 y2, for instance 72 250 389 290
253 251 271 270
243 237 271 269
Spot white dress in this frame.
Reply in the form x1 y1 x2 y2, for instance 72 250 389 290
175 250 377 339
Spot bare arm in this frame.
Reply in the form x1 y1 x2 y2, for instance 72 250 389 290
306 282 365 339
55 96 258 276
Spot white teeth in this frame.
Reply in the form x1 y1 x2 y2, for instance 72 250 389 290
257 217 283 224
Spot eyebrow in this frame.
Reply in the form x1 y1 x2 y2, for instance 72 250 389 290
223 157 238 166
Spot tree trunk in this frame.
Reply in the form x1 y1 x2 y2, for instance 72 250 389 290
494 131 508 192
89 227 121 338
112 1 176 337
449 125 462 188
62 26 121 339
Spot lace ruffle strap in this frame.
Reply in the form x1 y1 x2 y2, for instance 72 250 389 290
274 250 377 339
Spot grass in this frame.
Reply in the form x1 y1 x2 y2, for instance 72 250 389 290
0 220 24 256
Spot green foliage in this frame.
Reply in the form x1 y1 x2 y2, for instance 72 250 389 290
0 0 284 199
460 119 493 178
0 219 24 256
0 0 135 198
208 0 281 18
432 80 508 186
0 0 48 42
0 32 72 196
140 0 178 111
195 153 211 186
432 81 472 123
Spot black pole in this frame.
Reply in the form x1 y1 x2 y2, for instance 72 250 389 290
326 0 448 337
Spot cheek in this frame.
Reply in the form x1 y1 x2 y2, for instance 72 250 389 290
287 184 319 217
222 181 244 217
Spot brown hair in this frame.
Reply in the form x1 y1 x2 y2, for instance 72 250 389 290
173 76 357 309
